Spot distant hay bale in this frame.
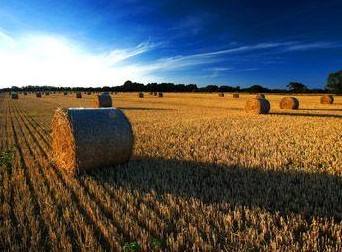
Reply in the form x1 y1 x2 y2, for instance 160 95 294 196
320 95 334 104
45 92 50 96
158 92 163 97
138 92 144 98
24 92 28 95
218 93 224 97
36 92 42 98
256 93 265 99
96 93 112 107
76 92 82 98
245 98 270 114
64 92 68 95
149 92 153 95
153 92 157 96
11 93 19 99
87 92 91 95
51 108 133 174
233 93 239 98
280 97 299 110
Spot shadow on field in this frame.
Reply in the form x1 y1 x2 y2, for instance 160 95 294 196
270 112 342 119
300 108 342 112
117 107 173 111
87 158 342 220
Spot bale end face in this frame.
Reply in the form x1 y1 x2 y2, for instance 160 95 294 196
51 108 133 175
280 97 299 110
320 95 334 104
245 98 270 114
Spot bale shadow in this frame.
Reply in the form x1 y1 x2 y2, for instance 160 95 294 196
117 107 173 111
300 108 342 112
270 112 342 119
87 158 342 221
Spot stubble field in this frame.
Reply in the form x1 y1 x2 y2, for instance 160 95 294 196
0 92 341 251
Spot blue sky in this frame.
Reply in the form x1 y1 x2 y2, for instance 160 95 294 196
0 0 341 88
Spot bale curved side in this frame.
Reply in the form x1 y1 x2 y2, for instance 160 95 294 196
279 97 299 110
245 98 270 114
96 93 112 107
320 95 334 104
256 94 265 99
51 108 133 174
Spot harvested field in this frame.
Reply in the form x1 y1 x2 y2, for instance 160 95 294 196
0 92 341 251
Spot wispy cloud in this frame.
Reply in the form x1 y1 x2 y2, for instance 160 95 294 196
285 41 342 51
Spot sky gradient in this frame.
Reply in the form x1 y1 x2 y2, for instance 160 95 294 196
0 0 341 88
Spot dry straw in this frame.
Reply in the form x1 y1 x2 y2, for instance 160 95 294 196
76 92 82 98
320 95 334 104
280 97 299 110
51 108 133 175
245 98 270 114
218 93 224 97
138 92 144 98
233 93 240 98
11 93 19 99
96 93 112 107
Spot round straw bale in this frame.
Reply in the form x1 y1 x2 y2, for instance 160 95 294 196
149 92 153 95
158 92 163 97
218 93 224 97
153 92 157 96
76 92 82 98
64 92 68 95
96 93 112 107
11 93 19 99
45 92 50 96
256 93 265 99
320 95 334 104
36 92 42 98
51 108 133 174
87 92 91 95
138 92 144 98
24 92 28 95
233 93 239 98
279 97 299 110
245 98 270 114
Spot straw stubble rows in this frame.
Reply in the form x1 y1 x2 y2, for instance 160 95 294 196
0 93 341 251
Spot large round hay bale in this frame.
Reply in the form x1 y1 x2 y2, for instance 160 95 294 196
36 92 42 98
158 92 163 97
320 95 334 104
87 92 91 95
153 92 157 96
96 93 112 107
245 98 270 114
64 92 68 95
256 93 265 99
51 108 133 174
45 92 50 96
11 93 19 99
233 93 239 98
218 93 224 97
138 92 144 98
76 92 82 98
279 97 299 110
24 92 28 96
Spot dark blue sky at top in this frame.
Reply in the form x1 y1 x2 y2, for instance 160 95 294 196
0 0 341 88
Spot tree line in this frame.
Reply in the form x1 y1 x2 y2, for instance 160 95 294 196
1 70 341 94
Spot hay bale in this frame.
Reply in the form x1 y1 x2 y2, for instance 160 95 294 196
149 92 153 95
36 92 42 98
24 92 28 96
64 92 68 95
279 97 299 110
45 92 50 96
256 93 265 99
320 95 334 104
153 92 157 96
218 93 224 97
233 93 239 98
96 93 112 107
76 92 82 98
245 98 270 114
11 93 19 99
51 108 133 174
158 92 163 97
138 92 144 98
87 92 91 95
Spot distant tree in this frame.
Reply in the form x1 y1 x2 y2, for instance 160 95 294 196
287 82 308 93
326 70 342 93
245 85 268 93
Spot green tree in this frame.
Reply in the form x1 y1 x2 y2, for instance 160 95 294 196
326 70 342 93
287 82 308 93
